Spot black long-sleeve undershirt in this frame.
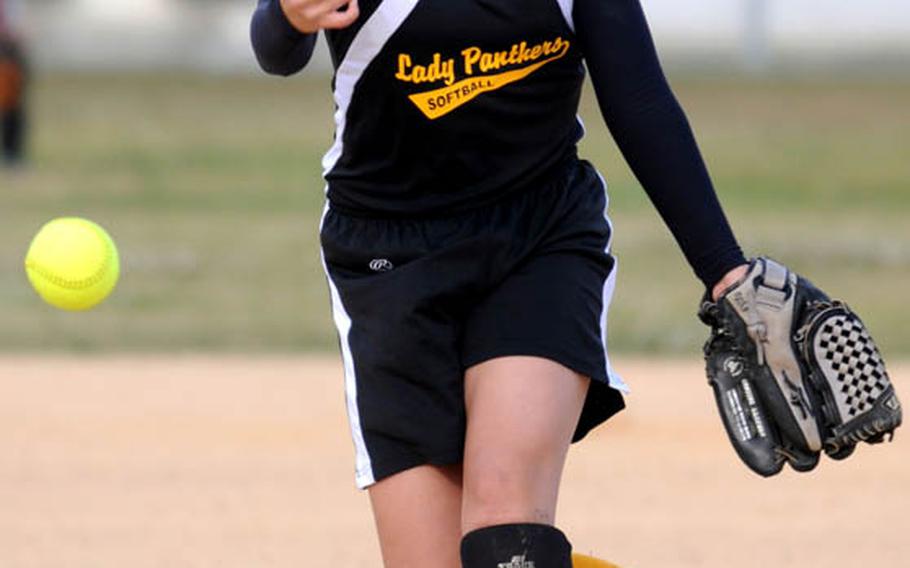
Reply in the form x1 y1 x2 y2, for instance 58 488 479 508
250 0 316 76
249 0 747 288
574 0 745 287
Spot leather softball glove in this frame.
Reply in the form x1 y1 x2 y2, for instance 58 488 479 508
699 257 901 476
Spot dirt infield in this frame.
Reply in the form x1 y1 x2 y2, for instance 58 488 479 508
1 357 907 567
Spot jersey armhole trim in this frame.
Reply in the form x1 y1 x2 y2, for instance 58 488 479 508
556 0 575 33
322 0 422 178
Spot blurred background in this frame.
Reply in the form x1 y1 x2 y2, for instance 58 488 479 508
2 0 909 355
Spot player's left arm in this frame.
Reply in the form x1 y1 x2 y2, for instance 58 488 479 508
574 1 902 473
574 0 747 295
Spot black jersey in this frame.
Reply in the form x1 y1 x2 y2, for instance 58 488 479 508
322 0 584 215
251 0 748 288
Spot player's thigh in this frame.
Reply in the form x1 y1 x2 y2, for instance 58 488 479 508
369 464 463 568
462 356 589 533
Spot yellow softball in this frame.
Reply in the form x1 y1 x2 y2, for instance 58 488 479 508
24 218 120 311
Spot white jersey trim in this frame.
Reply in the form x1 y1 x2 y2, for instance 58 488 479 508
320 205 376 489
322 0 422 178
556 0 575 32
595 171 629 394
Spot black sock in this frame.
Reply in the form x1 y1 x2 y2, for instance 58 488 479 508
461 523 572 567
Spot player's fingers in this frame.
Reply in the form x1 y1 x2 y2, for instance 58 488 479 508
305 0 354 20
318 0 360 30
284 0 349 24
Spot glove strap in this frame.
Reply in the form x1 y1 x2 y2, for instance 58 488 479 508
742 259 791 366
725 258 824 452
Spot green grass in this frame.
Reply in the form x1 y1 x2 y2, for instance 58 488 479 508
1 73 908 355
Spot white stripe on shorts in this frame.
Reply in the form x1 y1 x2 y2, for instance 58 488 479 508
320 206 376 489
322 0 422 177
319 0 421 488
595 171 629 394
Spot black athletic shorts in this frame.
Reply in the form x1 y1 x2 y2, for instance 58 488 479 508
320 158 627 488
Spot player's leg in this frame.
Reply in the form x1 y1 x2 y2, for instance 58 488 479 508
321 206 474 567
0 38 26 166
457 162 626 567
2 105 24 164
0 109 9 162
369 464 463 568
460 356 589 567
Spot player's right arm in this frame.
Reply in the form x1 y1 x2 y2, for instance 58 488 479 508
250 0 359 76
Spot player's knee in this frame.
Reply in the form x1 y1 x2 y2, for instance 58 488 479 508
462 465 557 530
463 491 533 531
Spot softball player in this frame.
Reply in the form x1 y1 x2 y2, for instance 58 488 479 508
0 0 26 168
251 1 748 566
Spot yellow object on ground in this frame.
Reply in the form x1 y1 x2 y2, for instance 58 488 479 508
573 553 621 568
24 218 120 311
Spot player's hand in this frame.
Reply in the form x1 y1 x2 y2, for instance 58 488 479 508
279 0 360 34
711 264 749 301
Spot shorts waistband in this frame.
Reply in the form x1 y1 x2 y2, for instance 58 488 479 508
326 154 581 221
